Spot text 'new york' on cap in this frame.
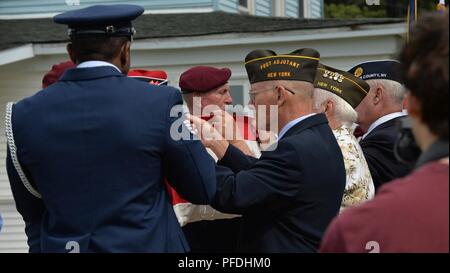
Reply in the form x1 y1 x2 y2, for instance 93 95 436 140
245 48 320 84
314 64 370 109
53 4 144 38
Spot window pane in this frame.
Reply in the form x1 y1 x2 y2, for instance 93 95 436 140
239 0 248 8
230 85 244 108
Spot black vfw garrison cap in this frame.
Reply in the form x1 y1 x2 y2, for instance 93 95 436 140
245 48 320 84
53 4 144 38
348 60 403 84
314 64 370 109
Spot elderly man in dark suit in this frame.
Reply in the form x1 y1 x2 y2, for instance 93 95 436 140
321 13 449 252
6 4 216 253
348 61 415 190
189 49 346 253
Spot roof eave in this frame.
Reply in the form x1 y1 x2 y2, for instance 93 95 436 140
0 44 34 66
0 22 406 66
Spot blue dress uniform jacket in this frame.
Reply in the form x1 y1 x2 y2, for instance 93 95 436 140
6 66 216 253
360 117 414 190
212 114 346 253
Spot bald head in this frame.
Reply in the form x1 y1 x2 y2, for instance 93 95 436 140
250 80 314 102
282 80 314 100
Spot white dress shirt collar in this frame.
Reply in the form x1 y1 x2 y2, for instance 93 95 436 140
278 113 317 140
77 61 122 73
362 112 406 140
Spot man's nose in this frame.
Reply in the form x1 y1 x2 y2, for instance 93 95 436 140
224 92 233 104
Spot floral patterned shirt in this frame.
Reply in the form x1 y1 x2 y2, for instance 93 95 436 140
333 126 375 211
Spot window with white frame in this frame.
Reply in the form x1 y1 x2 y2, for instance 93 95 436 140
229 81 251 114
230 85 245 108
239 0 248 8
239 0 254 14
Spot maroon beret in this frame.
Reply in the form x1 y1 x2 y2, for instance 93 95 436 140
179 66 231 94
42 60 76 88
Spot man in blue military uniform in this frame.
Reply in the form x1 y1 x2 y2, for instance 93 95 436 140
189 49 346 252
5 4 216 253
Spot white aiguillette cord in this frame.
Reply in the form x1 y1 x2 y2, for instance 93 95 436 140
5 102 42 199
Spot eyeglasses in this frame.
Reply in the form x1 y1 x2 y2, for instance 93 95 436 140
248 86 296 103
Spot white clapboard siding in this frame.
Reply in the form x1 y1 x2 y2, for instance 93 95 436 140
0 201 28 253
255 0 271 16
0 0 215 16
285 0 299 18
218 0 238 13
310 0 323 18
0 94 11 200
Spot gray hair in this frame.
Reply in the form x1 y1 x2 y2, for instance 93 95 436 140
313 88 358 126
182 92 193 106
366 79 406 105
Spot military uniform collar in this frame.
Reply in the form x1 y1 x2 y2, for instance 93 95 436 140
59 65 124 82
77 61 121 73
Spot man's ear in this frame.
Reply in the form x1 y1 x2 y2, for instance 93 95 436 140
67 43 77 64
324 99 334 117
120 41 131 73
191 92 203 116
276 85 288 107
373 85 383 105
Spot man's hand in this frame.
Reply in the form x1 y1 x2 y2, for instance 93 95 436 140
187 114 229 160
257 130 277 151
186 114 223 142
210 111 258 157
208 110 243 143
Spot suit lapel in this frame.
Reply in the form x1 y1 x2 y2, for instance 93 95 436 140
363 116 402 140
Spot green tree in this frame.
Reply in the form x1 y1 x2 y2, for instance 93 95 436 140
325 0 441 19
325 3 386 18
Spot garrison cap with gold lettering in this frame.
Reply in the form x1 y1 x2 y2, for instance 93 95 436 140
314 64 370 109
53 4 144 38
245 48 320 84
